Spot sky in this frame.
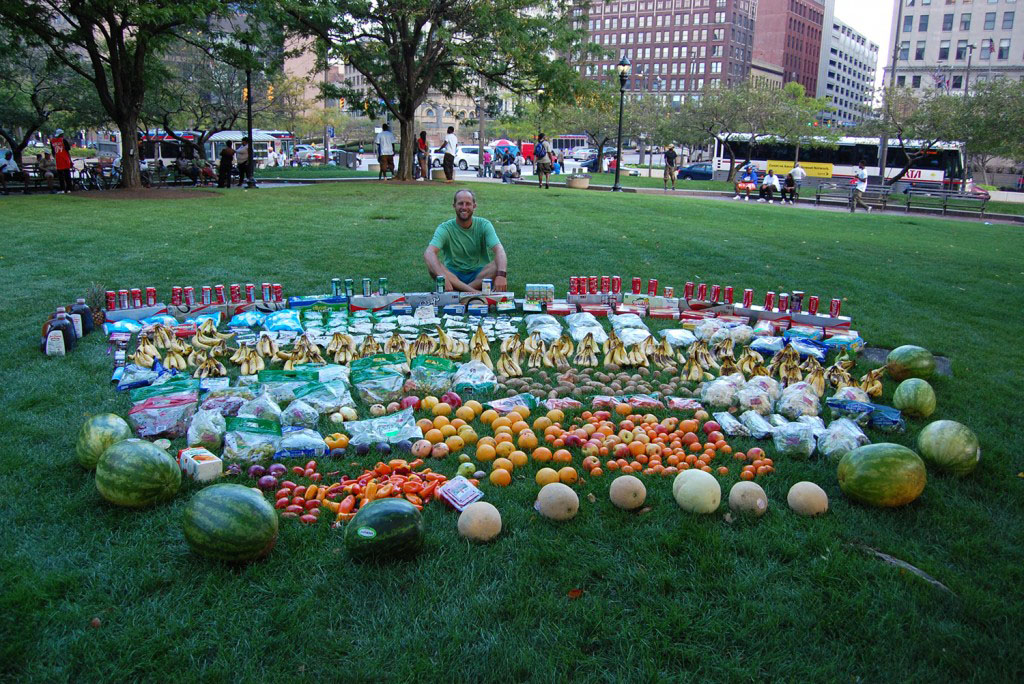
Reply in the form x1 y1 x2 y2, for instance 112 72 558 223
834 0 894 87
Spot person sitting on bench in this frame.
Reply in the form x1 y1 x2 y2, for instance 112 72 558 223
780 173 798 204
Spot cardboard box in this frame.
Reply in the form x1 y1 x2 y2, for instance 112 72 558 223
545 302 576 316
825 327 858 338
649 307 681 320
287 294 349 308
615 303 647 315
178 447 222 482
166 300 287 323
579 304 611 317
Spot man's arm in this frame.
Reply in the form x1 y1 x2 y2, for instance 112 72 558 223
492 243 508 292
424 245 475 292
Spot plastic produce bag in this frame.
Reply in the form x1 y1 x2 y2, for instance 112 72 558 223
238 392 283 423
294 363 350 384
104 319 143 335
543 398 582 411
729 325 754 345
281 399 320 430
832 385 870 404
659 328 697 349
712 411 751 437
116 362 168 391
667 397 703 411
819 418 869 461
257 369 320 407
623 394 665 410
351 352 409 376
222 417 282 461
772 422 816 459
693 318 726 341
750 336 786 357
768 413 789 428
796 415 827 438
787 339 827 363
618 327 654 347
345 408 422 446
452 360 497 395
736 385 773 415
739 410 774 439
409 355 456 394
128 393 198 439
565 312 608 345
139 314 178 327
187 409 226 451
276 427 328 459
228 311 266 328
485 393 538 415
700 377 739 408
351 364 405 405
200 387 259 417
524 314 563 344
776 384 820 420
825 398 873 426
129 378 200 405
264 310 303 332
609 313 648 334
744 375 781 401
292 379 354 414
708 327 731 346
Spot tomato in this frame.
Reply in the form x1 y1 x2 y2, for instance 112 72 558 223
285 505 304 514
292 466 306 475
299 514 318 524
275 488 291 499
304 500 321 510
305 460 318 472
274 498 290 509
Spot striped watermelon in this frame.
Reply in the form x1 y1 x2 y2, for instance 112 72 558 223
182 484 278 563
95 439 181 508
892 378 936 418
344 498 424 561
76 413 132 470
837 443 926 508
886 345 936 381
917 420 981 477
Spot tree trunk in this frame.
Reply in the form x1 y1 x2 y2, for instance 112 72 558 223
117 116 142 189
794 140 801 164
396 115 417 181
638 139 645 165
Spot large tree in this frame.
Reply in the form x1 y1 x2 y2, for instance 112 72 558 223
276 0 594 179
0 0 225 187
773 82 841 163
958 79 1024 184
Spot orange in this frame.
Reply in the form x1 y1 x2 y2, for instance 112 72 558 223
495 441 515 458
512 406 531 421
493 457 514 472
491 416 512 431
477 436 496 449
489 469 511 486
494 426 513 438
458 428 478 445
558 466 578 484
546 409 564 423
432 415 450 429
628 441 646 457
440 424 457 438
510 420 529 435
740 470 755 481
464 400 484 415
532 447 552 462
417 418 435 434
479 409 499 425
445 435 465 452
509 450 529 468
431 402 452 417
533 416 553 431
553 449 573 463
450 418 467 429
535 467 559 486
421 396 439 411
494 432 513 445
517 431 539 450
476 443 497 461
424 428 444 444
455 406 475 422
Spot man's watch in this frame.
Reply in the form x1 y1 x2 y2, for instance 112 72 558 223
496 271 507 278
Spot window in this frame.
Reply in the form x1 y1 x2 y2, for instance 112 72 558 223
899 40 910 59
919 14 930 29
912 75 922 87
915 40 926 59
985 11 996 27
939 39 950 59
1003 10 1015 27
715 11 725 21
952 74 963 88
897 74 907 85
980 37 993 57
961 12 972 28
904 14 914 31
942 12 954 28
998 38 1010 58
956 39 968 58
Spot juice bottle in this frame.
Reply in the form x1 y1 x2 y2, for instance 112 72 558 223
70 298 94 336
41 311 78 356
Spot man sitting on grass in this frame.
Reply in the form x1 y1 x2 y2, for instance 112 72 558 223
424 189 508 293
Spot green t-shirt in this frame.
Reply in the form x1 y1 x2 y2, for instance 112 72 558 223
428 217 501 272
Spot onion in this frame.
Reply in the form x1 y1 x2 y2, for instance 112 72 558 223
257 475 279 491
247 464 267 479
267 463 287 478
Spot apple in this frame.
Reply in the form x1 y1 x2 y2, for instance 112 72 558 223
431 442 450 459
441 391 462 408
613 443 630 459
400 395 421 410
386 401 401 413
702 420 722 435
412 439 433 458
747 447 765 460
370 404 387 417
340 406 358 421
329 412 344 423
457 462 476 477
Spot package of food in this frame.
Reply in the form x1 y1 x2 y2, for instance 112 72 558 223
738 410 774 439
618 327 654 347
228 311 266 328
294 363 350 384
543 397 583 410
128 393 198 439
129 378 201 405
280 399 320 430
409 355 456 394
590 395 618 409
699 376 739 408
609 313 648 335
831 385 870 404
351 364 405 405
345 408 422 446
768 413 789 427
659 329 697 349
750 336 786 357
257 369 320 407
264 310 303 332
712 411 751 437
565 312 608 345
186 408 226 451
452 359 497 395
736 385 773 415
624 393 665 409
666 397 703 411
818 418 870 461
200 387 259 416
796 415 827 438
276 426 328 459
351 352 409 376
744 375 781 401
822 334 865 353
772 422 816 459
524 314 563 343
115 361 169 391
222 417 282 461
776 384 820 419
824 398 873 426
868 404 906 433
237 392 283 423
693 318 726 341
292 379 354 415
485 393 539 415
728 325 754 345
787 339 827 363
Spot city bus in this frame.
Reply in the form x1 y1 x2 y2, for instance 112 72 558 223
711 135 967 188
552 134 589 153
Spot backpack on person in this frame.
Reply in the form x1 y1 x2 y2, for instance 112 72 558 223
536 142 547 160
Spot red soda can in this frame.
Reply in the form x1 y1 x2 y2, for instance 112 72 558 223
105 290 117 310
588 276 599 295
807 295 820 315
273 284 283 302
778 292 790 311
244 284 256 303
684 282 695 300
742 288 753 308
145 287 157 307
696 283 708 301
201 286 212 305
171 286 183 306
214 284 225 304
829 298 842 317
664 286 675 298
130 288 142 308
790 290 804 313
710 284 721 303
261 282 271 301
118 290 129 309
632 277 642 295
568 277 578 295
723 286 734 305
183 286 195 307
230 284 241 304
611 275 622 294
647 278 658 296
763 291 776 310
600 275 610 294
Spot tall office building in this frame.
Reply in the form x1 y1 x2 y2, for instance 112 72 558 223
884 0 1024 91
817 17 880 123
574 0 758 102
752 0 827 94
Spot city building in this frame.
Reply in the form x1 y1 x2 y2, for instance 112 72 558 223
752 0 827 95
817 16 880 123
884 0 1024 92
573 0 758 102
750 58 786 88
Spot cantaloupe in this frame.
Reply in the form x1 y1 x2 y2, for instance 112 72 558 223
728 481 768 517
787 481 829 516
536 482 579 521
457 501 502 542
672 469 721 514
609 475 646 510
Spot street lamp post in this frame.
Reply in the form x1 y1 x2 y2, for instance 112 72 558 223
476 97 485 177
612 56 631 192
965 43 976 93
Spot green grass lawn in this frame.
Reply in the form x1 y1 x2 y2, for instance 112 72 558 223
254 165 377 179
3 183 1024 680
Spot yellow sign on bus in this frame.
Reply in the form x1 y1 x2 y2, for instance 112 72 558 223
767 160 833 178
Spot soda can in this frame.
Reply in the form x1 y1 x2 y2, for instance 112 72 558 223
647 278 658 296
631 277 642 295
790 290 804 313
261 282 272 301
742 288 753 308
106 290 117 310
684 281 695 300
807 295 820 315
763 291 776 310
184 286 195 307
244 284 256 303
214 285 225 304
568 277 578 296
664 286 675 298
130 288 142 308
829 298 842 317
481 278 493 294
696 283 708 301
710 284 721 303
145 287 157 307
362 277 371 297
436 275 446 293
378 277 388 296
201 286 212 306
600 275 610 294
778 292 790 311
331 278 341 296
273 284 283 302
723 286 734 305
611 275 622 294
585 276 596 294
229 284 241 304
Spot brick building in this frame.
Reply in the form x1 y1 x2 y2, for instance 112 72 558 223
752 0 827 94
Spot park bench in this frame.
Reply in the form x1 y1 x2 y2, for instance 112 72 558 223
904 188 988 217
814 181 891 211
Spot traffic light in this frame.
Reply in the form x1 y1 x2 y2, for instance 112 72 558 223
267 84 274 102
242 87 248 103
339 98 346 109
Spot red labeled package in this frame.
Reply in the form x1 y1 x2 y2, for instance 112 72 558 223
128 393 198 439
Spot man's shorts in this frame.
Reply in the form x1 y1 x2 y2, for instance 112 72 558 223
536 160 552 174
449 266 483 284
664 165 675 181
379 154 394 172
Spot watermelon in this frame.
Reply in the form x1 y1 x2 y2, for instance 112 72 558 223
917 420 981 477
95 439 181 508
76 413 132 470
837 443 926 508
182 484 278 563
886 345 936 381
891 378 936 418
344 498 424 561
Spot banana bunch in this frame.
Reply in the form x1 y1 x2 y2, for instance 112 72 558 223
527 347 546 369
603 340 628 367
500 332 522 356
239 349 266 376
628 343 649 368
572 333 599 367
256 334 280 358
682 355 713 383
641 335 658 357
825 362 853 388
602 329 620 354
230 343 253 365
163 349 188 372
385 331 408 356
767 344 800 376
523 332 544 355
801 356 823 374
779 360 803 387
326 332 354 356
411 332 436 357
358 334 381 358
806 365 826 397
472 326 490 351
192 321 233 350
719 355 741 377
712 336 735 362
436 326 468 360
544 345 570 371
151 324 177 349
470 340 494 370
859 367 885 398
649 338 677 367
496 351 523 377
690 340 720 371
130 348 158 368
193 357 227 378
187 348 208 368
550 333 574 359
136 334 159 358
835 348 857 370
737 347 764 376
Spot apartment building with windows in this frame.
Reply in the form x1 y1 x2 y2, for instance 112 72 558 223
817 17 880 122
884 0 1024 92
752 0 827 94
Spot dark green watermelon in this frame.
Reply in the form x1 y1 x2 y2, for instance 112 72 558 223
917 420 981 477
344 498 424 561
76 413 132 470
95 439 181 508
892 378 936 418
886 345 936 381
837 443 926 508
183 484 278 563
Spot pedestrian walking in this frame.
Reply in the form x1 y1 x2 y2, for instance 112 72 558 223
441 126 458 182
375 123 397 180
663 144 678 191
850 160 872 213
217 141 234 188
49 129 73 193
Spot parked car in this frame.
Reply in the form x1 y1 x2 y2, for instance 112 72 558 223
573 147 597 161
430 145 481 170
294 145 324 163
676 162 714 181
